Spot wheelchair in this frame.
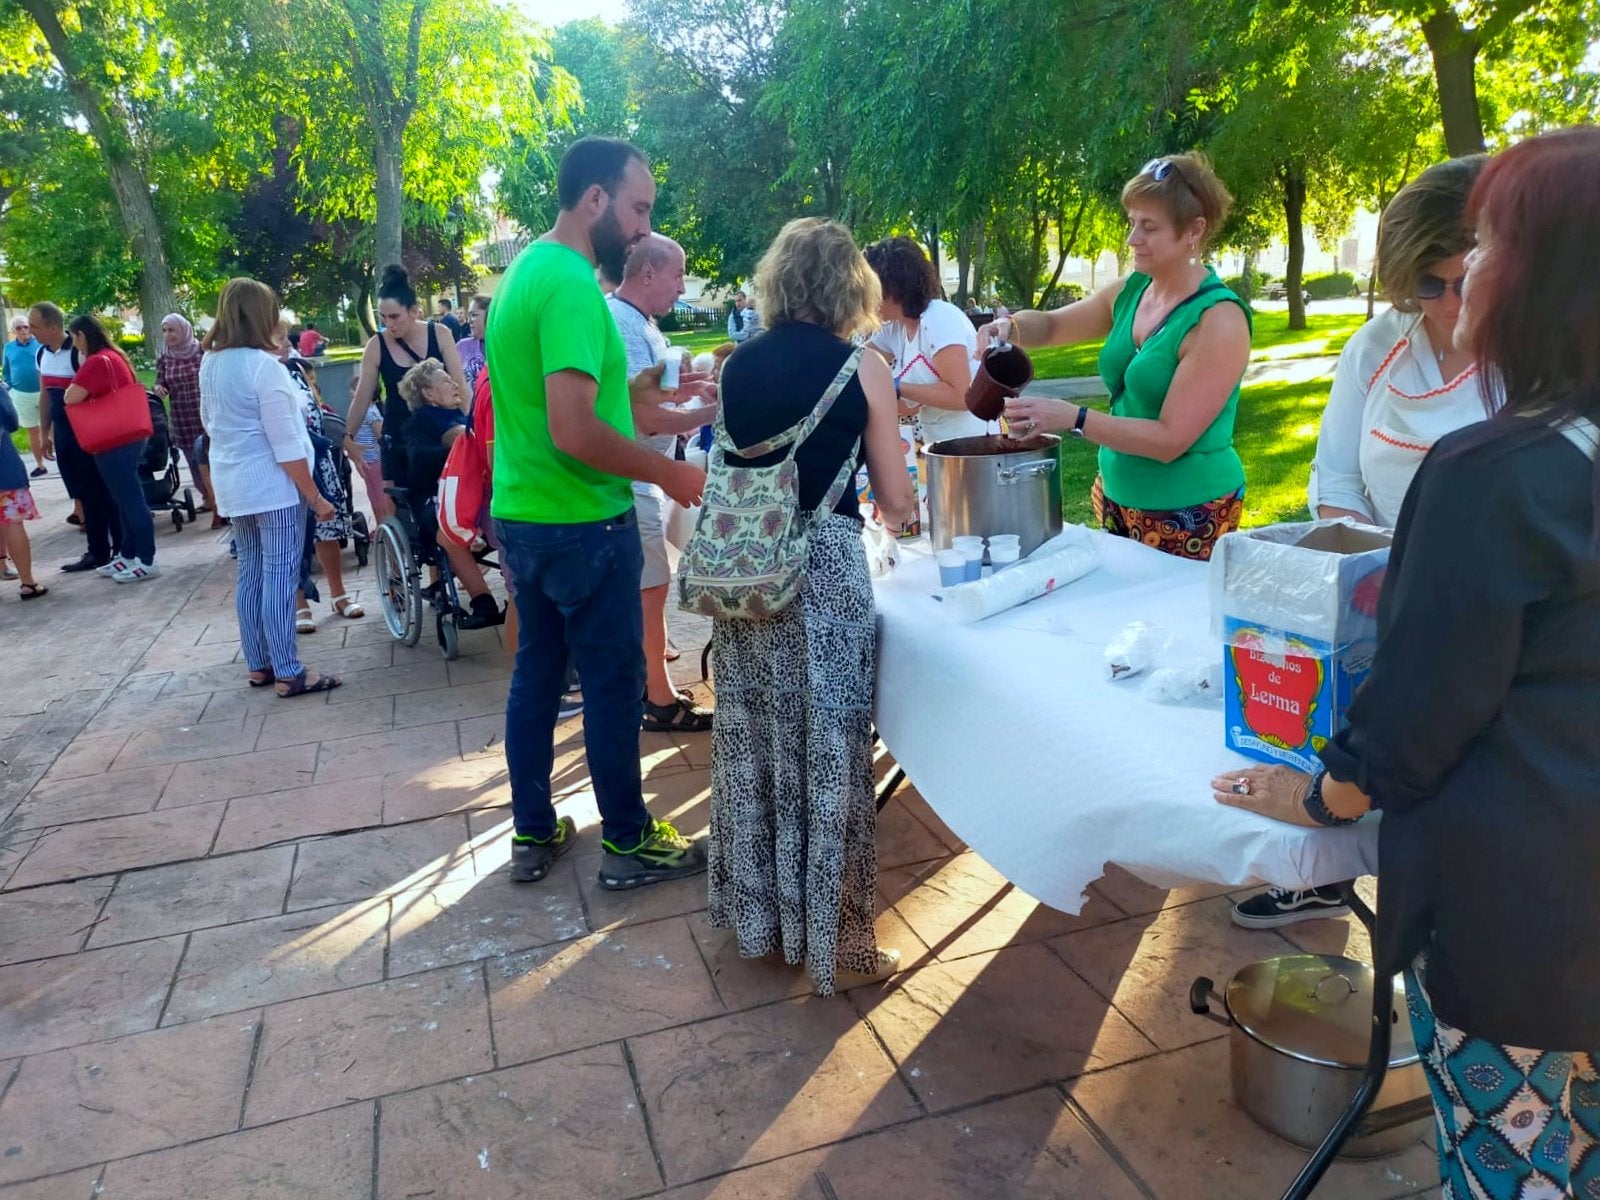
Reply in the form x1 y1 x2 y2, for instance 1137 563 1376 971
370 485 498 660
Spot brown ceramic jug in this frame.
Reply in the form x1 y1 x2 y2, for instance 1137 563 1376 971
965 343 1034 421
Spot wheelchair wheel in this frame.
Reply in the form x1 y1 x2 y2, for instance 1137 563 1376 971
373 518 422 646
436 608 460 661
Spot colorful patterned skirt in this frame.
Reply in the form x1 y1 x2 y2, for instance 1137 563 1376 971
1407 954 1599 1199
1091 475 1243 562
0 487 40 525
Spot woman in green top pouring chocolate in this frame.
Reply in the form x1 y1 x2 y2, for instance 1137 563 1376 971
980 152 1251 560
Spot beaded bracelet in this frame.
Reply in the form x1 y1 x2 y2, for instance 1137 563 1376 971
1303 771 1359 827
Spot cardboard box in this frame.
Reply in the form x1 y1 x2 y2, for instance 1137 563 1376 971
1210 520 1392 772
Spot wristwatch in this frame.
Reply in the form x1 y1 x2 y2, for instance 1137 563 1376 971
1069 405 1090 439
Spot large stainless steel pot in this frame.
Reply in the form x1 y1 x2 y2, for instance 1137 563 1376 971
925 433 1063 557
1191 955 1429 1157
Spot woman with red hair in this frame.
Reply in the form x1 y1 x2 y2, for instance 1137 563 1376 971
1208 128 1600 1198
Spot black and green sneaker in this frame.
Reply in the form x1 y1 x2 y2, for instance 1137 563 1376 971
597 819 707 891
509 816 577 883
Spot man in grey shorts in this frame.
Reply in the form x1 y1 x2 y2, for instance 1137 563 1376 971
606 234 718 732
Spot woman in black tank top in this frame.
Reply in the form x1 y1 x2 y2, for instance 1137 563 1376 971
350 264 471 486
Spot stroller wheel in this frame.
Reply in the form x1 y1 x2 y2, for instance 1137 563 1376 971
355 538 369 568
171 508 184 531
183 488 197 521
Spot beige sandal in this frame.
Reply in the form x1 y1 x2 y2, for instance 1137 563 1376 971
331 593 365 619
296 607 317 634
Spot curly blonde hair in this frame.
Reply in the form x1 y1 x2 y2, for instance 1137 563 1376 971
753 218 881 339
397 357 452 410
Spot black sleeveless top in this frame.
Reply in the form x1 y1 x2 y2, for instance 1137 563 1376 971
720 321 869 520
374 320 442 455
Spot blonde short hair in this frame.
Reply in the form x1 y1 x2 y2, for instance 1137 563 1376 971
398 358 450 410
753 218 881 340
204 278 281 353
1120 152 1234 251
1377 156 1485 313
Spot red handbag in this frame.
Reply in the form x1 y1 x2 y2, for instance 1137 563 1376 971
66 381 153 454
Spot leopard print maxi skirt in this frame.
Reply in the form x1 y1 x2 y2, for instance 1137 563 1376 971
707 514 880 996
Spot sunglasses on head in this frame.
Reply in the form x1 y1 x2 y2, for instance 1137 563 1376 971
1416 273 1465 301
1142 157 1193 191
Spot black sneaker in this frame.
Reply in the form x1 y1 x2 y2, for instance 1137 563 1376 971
598 820 707 890
29 466 47 478
60 553 104 573
456 594 505 630
1231 884 1352 929
509 816 577 883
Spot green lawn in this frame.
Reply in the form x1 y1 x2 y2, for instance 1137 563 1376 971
666 326 733 356
1028 310 1364 381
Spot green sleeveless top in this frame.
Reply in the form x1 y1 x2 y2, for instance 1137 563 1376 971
1096 270 1250 511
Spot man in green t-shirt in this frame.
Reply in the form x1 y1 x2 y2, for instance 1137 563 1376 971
486 136 709 890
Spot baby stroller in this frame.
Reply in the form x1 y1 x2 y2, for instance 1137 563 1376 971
141 392 197 530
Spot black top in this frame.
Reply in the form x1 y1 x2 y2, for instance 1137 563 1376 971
375 321 443 460
402 404 467 496
1321 419 1600 1049
719 321 868 520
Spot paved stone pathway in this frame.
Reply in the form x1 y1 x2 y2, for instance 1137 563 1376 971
0 465 1440 1198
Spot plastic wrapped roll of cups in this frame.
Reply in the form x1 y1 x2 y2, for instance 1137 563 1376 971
938 531 1100 623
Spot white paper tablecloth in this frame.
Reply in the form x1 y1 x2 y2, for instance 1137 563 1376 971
872 530 1379 914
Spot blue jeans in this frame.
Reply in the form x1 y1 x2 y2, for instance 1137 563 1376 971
496 509 651 847
93 439 154 564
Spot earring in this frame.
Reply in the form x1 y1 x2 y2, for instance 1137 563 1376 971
1188 244 1198 267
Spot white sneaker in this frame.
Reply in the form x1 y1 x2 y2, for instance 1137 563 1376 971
96 557 129 577
113 559 160 583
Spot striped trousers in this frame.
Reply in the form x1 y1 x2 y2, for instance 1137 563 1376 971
233 504 306 682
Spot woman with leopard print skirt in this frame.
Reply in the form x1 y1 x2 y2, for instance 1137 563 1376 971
706 219 917 996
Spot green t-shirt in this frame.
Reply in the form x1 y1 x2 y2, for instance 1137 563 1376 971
1095 270 1250 511
485 240 635 524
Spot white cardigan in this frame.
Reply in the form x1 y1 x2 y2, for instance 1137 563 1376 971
1308 307 1489 528
199 349 314 518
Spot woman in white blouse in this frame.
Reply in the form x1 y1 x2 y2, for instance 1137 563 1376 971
1309 155 1488 528
863 237 986 445
1234 155 1487 932
200 279 341 699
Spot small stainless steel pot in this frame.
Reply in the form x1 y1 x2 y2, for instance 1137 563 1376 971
925 433 1064 557
1190 954 1430 1158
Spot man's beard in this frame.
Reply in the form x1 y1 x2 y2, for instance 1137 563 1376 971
592 202 631 283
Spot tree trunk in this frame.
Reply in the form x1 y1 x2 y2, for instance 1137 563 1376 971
954 223 974 306
973 223 988 305
926 217 941 294
373 123 405 275
1282 165 1308 331
19 0 179 341
1421 11 1486 156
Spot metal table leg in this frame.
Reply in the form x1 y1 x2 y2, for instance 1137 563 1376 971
1277 882 1431 1200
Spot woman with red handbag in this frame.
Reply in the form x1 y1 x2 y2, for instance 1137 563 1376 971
63 315 158 582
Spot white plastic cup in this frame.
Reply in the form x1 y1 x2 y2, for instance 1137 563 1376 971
987 533 1021 550
989 544 1021 569
936 548 967 587
660 347 683 391
951 536 984 581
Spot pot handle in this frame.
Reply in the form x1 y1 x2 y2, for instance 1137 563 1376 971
997 459 1058 484
1189 976 1231 1026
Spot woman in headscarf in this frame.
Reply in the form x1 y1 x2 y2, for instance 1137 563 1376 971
154 313 216 520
